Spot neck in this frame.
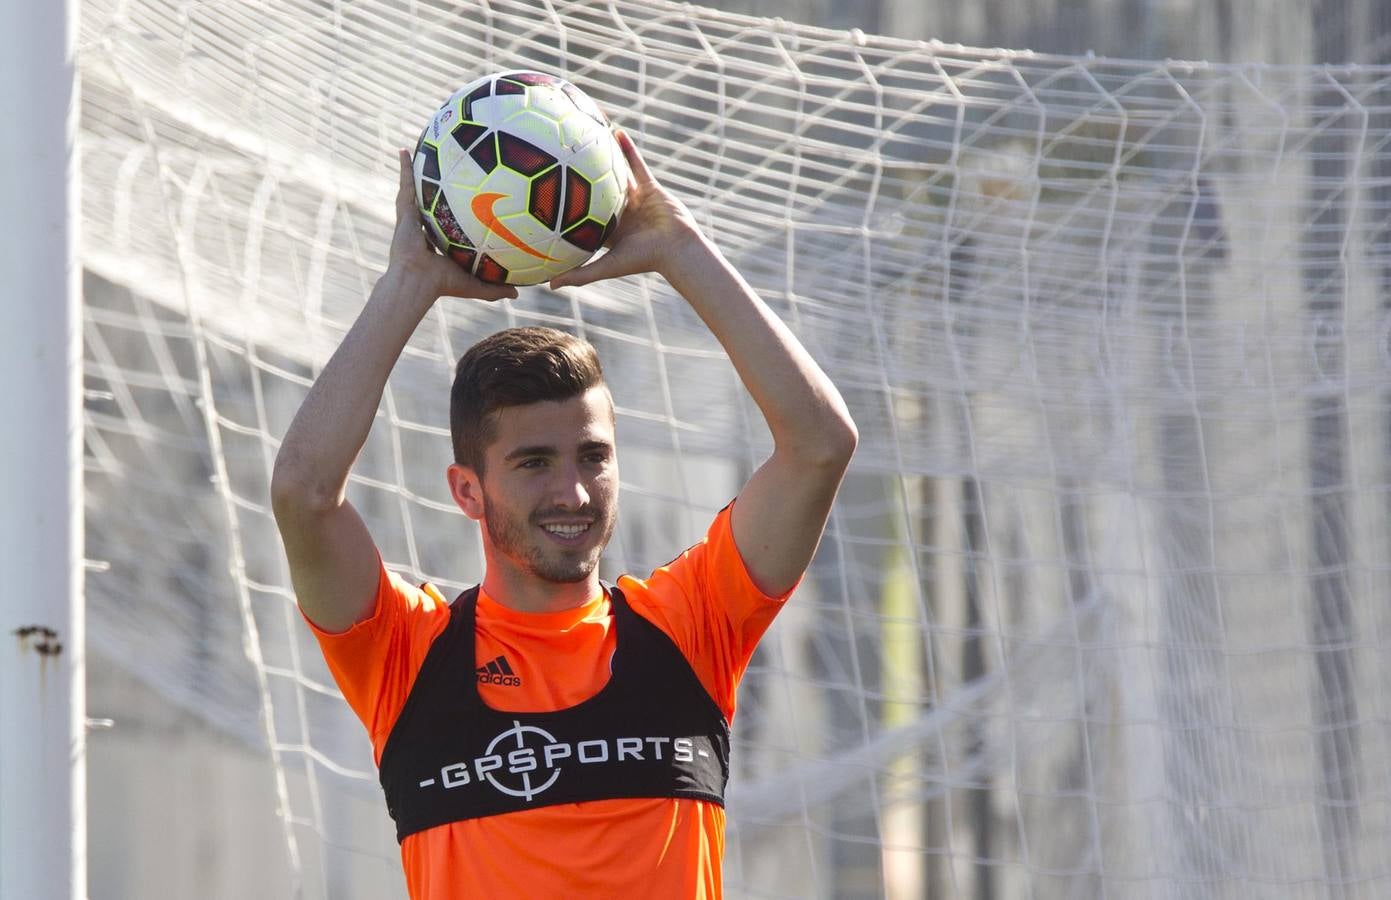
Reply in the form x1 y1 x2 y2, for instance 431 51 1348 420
480 565 602 614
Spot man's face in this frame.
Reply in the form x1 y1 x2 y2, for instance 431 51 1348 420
468 386 618 585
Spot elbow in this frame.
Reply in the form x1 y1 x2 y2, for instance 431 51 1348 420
270 455 307 519
270 448 338 518
831 416 859 464
803 415 858 469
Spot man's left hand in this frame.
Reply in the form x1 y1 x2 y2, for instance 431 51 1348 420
548 130 702 289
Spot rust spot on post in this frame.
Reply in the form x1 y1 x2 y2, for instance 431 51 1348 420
13 624 62 656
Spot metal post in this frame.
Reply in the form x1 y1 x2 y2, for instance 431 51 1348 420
0 0 85 896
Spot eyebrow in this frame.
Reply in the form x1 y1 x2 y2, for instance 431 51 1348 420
504 444 556 462
503 440 613 462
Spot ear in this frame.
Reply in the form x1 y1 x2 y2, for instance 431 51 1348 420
447 463 485 521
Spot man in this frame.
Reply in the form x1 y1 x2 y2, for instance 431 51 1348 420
271 129 857 898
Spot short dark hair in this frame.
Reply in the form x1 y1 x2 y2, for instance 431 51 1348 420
450 326 606 474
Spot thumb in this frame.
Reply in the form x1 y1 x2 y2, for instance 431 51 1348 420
395 149 418 221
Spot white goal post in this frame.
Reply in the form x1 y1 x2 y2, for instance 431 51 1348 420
0 1 84 898
76 0 1391 897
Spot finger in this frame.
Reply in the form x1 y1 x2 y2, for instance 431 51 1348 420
396 148 417 221
470 285 520 302
440 269 518 302
550 250 625 290
451 278 518 301
444 285 518 302
614 129 655 185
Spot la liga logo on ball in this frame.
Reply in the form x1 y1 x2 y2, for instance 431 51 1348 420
412 71 629 286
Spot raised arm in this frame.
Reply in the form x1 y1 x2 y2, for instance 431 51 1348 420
551 133 857 597
271 151 516 633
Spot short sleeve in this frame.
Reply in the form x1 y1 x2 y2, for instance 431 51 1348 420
621 500 801 720
303 558 452 761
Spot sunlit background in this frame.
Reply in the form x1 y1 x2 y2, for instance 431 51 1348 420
82 1 1391 897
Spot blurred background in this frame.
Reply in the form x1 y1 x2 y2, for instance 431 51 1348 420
80 0 1391 898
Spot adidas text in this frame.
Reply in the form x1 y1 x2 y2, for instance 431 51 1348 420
476 656 520 687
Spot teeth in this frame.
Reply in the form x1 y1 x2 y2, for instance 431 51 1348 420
543 524 589 537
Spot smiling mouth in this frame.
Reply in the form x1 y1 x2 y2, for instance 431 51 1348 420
540 522 591 541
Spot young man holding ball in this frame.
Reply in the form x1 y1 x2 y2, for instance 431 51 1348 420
271 130 857 898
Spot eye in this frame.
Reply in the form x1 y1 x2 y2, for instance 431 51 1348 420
519 458 547 469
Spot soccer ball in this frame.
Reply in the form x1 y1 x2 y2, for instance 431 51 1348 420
412 71 630 286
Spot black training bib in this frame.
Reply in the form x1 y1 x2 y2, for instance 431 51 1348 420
378 583 731 842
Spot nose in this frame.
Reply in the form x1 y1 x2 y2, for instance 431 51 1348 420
550 461 590 511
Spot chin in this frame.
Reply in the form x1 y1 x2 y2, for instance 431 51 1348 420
532 556 599 584
538 569 594 585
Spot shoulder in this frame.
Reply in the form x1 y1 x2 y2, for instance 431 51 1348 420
306 562 452 638
627 501 799 613
297 561 458 753
615 501 795 709
304 558 456 699
620 503 795 664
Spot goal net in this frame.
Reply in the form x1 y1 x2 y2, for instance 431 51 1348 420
79 0 1391 897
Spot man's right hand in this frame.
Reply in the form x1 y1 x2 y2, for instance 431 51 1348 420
272 150 517 634
390 148 518 303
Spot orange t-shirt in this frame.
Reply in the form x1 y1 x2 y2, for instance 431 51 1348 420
307 503 795 899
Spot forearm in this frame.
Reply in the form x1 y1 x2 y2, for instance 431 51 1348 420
662 229 857 460
546 128 854 459
273 269 435 507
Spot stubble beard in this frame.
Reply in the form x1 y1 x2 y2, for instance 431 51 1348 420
481 489 616 584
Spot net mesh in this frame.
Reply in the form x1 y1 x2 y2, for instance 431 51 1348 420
80 0 1391 897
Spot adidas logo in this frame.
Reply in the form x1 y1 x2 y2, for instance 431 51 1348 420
476 655 522 687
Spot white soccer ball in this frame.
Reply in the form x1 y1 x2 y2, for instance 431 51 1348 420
412 71 630 286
